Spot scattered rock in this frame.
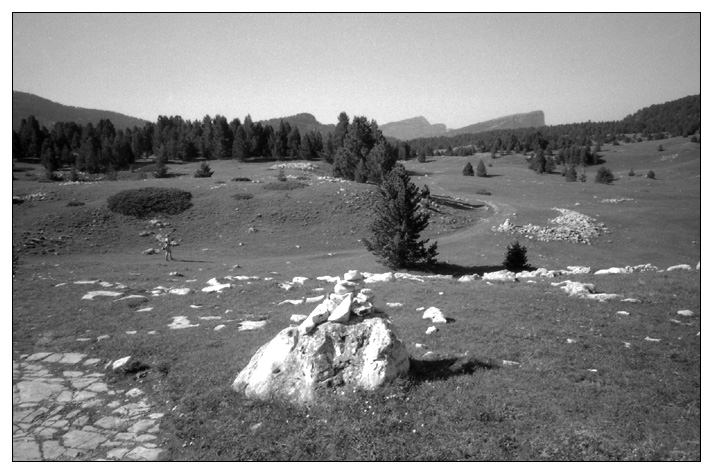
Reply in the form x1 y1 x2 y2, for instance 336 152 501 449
677 310 695 317
202 283 233 293
290 314 308 323
238 321 268 331
422 307 447 323
363 272 394 283
82 290 124 300
667 264 692 272
616 311 630 316
644 336 661 342
425 326 438 335
621 298 641 303
168 317 199 330
386 302 403 308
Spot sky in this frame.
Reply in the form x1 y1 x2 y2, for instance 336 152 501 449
11 12 701 129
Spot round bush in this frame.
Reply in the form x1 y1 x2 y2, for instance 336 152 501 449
107 187 192 218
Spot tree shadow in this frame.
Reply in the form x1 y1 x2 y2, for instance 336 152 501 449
408 354 500 382
426 261 505 276
477 173 503 178
430 195 485 211
406 170 428 177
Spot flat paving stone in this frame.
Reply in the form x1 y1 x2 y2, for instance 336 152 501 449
26 352 53 362
62 429 107 450
125 446 163 461
13 438 42 461
16 380 65 404
106 447 130 459
42 440 66 460
60 353 86 364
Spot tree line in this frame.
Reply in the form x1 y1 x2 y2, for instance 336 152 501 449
12 111 402 184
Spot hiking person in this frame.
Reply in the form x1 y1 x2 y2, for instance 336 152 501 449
162 232 174 261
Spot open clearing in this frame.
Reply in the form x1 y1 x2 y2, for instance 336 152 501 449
12 137 700 460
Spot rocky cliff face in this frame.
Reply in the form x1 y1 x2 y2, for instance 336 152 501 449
380 116 448 141
380 111 545 140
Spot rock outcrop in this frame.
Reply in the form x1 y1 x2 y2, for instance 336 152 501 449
232 316 410 405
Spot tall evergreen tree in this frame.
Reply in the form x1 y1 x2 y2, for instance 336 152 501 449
363 164 438 270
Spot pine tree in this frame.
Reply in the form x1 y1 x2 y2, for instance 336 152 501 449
463 162 474 176
363 164 438 270
476 159 487 177
503 240 528 271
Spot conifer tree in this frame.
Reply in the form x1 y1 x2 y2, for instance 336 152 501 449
476 159 487 177
363 164 438 270
463 162 474 176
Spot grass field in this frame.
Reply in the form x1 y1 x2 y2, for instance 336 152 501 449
12 136 701 460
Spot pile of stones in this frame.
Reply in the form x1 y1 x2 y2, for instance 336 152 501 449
295 270 375 334
493 208 609 244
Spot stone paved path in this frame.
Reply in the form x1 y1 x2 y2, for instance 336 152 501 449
13 352 166 461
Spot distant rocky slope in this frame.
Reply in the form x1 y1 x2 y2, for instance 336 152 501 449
13 91 148 131
381 111 545 140
259 113 335 136
380 116 448 141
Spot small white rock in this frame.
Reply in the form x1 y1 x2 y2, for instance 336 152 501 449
425 326 438 335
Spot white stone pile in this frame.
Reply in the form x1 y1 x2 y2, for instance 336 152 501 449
297 270 376 334
267 162 317 171
493 208 610 244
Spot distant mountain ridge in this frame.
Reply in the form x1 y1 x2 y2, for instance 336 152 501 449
259 113 335 136
381 111 546 140
13 91 148 131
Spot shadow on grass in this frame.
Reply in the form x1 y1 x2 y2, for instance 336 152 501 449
427 261 505 276
430 195 485 211
408 355 499 382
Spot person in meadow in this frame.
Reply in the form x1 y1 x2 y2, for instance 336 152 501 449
163 232 174 261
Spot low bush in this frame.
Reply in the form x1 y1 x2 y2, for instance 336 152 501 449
232 193 254 201
628 168 635 177
474 189 491 195
594 166 614 184
231 177 251 182
194 161 214 178
66 200 85 207
647 170 656 179
277 169 287 182
657 144 664 152
107 187 192 218
263 182 308 191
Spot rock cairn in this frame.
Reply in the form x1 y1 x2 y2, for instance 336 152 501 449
493 208 610 244
296 270 375 335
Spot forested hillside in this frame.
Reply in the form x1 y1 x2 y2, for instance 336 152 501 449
13 94 699 186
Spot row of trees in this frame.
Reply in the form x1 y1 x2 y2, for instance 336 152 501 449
13 111 401 185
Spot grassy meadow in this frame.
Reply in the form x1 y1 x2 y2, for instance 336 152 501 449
11 137 701 460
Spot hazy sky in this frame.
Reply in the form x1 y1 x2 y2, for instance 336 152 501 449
12 13 701 129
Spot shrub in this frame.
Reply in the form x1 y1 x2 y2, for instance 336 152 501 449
277 169 287 181
691 135 699 143
69 167 79 182
417 151 427 163
154 164 169 178
262 182 307 191
105 168 118 181
628 168 635 177
476 160 488 177
503 240 528 271
594 166 614 184
474 188 491 195
232 193 254 201
363 164 437 270
231 177 251 182
194 161 214 178
647 170 656 179
463 162 474 176
66 200 85 207
107 187 192 218
657 144 664 152
565 166 578 182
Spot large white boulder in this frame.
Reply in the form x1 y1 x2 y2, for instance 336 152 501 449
232 317 410 405
482 270 518 282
